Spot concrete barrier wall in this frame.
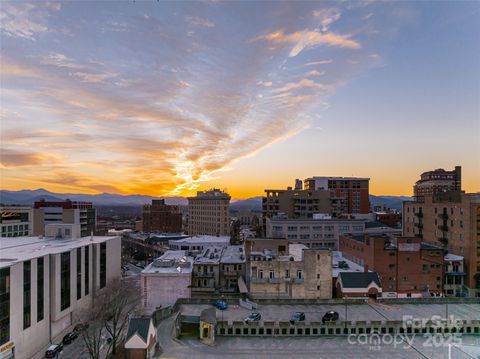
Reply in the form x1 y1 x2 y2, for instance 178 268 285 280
215 320 480 337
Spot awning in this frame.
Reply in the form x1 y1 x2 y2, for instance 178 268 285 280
238 276 248 294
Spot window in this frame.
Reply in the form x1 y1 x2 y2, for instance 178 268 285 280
77 248 82 300
285 270 290 278
423 264 428 271
85 245 89 295
0 268 10 345
259 271 263 279
287 226 297 232
269 271 274 279
100 243 106 288
23 260 31 329
37 257 44 322
297 271 302 279
61 252 71 311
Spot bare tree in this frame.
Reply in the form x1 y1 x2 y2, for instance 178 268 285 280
80 307 105 359
98 277 141 355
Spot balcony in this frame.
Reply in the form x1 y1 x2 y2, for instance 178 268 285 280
268 278 283 284
222 271 239 277
414 222 424 229
438 213 449 221
439 237 448 246
250 278 267 284
414 212 424 218
193 272 215 278
438 225 449 232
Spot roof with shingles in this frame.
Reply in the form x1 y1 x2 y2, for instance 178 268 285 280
126 317 151 343
338 272 381 289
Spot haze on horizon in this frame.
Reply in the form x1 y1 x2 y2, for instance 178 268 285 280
1 1 479 199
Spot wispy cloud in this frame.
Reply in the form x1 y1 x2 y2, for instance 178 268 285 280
258 29 361 57
185 16 215 28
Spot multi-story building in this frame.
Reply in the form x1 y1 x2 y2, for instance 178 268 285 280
304 176 370 214
413 166 462 199
339 234 444 298
168 235 230 255
141 251 193 310
188 189 230 236
0 224 121 359
403 191 480 296
444 253 465 297
191 246 224 294
142 199 182 233
33 200 96 237
266 216 366 249
219 245 246 292
0 206 33 237
248 244 332 299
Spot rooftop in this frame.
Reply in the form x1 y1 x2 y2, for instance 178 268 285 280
332 251 365 278
338 271 381 289
0 235 119 269
194 246 225 264
305 176 370 181
445 253 464 261
169 235 230 245
220 244 246 264
142 250 193 274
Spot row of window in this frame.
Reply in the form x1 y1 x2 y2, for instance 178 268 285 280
256 269 303 280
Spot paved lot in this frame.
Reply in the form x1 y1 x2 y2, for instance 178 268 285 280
179 302 480 324
157 315 480 359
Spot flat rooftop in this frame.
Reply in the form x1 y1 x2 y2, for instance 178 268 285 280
179 302 480 325
194 246 225 264
0 235 119 268
220 245 246 264
142 250 193 274
332 251 364 278
169 235 230 245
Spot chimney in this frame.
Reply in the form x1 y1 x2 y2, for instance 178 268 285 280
364 264 369 273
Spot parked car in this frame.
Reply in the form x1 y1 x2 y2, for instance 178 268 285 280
73 323 89 333
45 344 63 358
322 311 339 324
244 312 261 323
212 299 228 310
290 312 306 324
62 331 78 345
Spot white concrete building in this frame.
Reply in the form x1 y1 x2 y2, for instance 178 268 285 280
266 217 366 249
0 206 33 238
141 251 193 311
0 224 121 359
168 235 230 255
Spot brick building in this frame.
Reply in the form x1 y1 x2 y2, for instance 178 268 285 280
142 199 182 233
339 234 444 298
304 176 370 214
413 166 461 199
403 191 480 296
188 189 230 236
248 244 332 299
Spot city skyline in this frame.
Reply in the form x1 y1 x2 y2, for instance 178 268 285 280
1 1 479 199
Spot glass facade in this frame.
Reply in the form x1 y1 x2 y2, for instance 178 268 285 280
37 257 44 322
0 268 10 345
60 252 71 311
100 242 106 288
23 260 31 329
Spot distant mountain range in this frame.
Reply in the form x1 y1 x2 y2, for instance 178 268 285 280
0 189 411 212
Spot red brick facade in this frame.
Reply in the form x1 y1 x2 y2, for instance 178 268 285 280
339 235 444 296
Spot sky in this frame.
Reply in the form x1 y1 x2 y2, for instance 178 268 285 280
1 1 479 199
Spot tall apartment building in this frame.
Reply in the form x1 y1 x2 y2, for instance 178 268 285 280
339 235 444 298
304 176 370 214
142 199 182 233
0 224 121 359
403 191 480 296
33 200 96 237
262 183 339 234
188 189 230 236
413 166 462 199
248 244 332 299
1 206 33 237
